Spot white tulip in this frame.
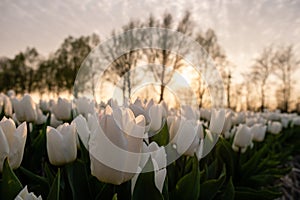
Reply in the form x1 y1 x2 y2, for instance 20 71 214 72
267 121 282 134
75 97 95 118
35 105 47 125
250 124 267 142
12 94 37 122
39 99 51 113
181 105 199 120
292 117 300 126
51 98 72 121
46 123 77 166
88 105 146 185
49 114 62 128
280 116 289 128
200 108 211 121
15 186 42 200
0 117 27 172
148 104 165 133
73 113 98 149
0 93 13 117
168 116 203 156
232 124 252 153
131 142 167 193
221 111 232 137
209 109 226 134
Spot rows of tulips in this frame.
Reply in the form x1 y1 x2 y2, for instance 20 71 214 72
0 92 300 200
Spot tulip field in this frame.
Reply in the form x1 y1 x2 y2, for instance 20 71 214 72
1 93 300 200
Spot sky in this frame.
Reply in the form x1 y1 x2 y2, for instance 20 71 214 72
0 0 300 83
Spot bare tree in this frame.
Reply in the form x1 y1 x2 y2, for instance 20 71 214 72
273 45 299 112
250 46 274 112
194 29 226 108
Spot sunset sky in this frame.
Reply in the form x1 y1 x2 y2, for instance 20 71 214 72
1 0 300 107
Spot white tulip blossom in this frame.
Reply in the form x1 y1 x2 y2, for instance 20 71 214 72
77 105 146 185
132 142 167 193
209 109 226 135
0 117 27 172
46 123 77 166
232 124 253 153
51 98 72 121
267 121 282 134
0 93 13 117
250 124 267 142
168 116 203 157
15 186 42 200
75 97 96 118
292 117 300 126
12 94 37 122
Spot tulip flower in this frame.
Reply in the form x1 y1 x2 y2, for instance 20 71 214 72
132 142 167 193
73 113 98 149
0 117 27 172
51 98 72 121
50 114 63 128
267 121 282 134
221 111 233 138
250 124 267 142
200 108 211 121
232 124 253 153
209 109 226 134
0 93 13 117
148 103 166 133
86 105 146 185
181 105 200 120
168 116 203 156
292 117 300 126
280 116 290 128
46 123 77 166
12 94 37 122
75 97 96 118
35 105 47 125
39 99 51 113
15 186 42 200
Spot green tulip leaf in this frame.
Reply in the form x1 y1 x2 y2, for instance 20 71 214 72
65 160 92 200
0 158 23 200
173 155 200 200
47 168 61 200
199 165 226 200
132 158 164 200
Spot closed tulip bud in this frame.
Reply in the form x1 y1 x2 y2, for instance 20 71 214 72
0 117 27 172
15 186 42 200
35 105 47 125
280 116 289 128
75 97 96 118
209 109 226 134
88 105 146 185
39 99 50 113
267 121 282 134
232 124 252 153
51 98 72 121
168 116 202 156
245 117 256 127
132 142 166 193
12 94 37 122
0 93 13 117
181 105 199 120
200 108 211 121
148 103 165 133
292 117 300 126
250 124 267 142
222 111 232 136
46 123 77 166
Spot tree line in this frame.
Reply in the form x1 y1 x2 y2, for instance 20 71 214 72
0 11 299 112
